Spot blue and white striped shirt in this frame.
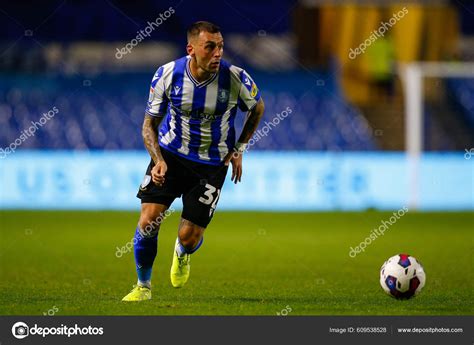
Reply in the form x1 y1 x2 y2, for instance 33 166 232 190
145 56 261 165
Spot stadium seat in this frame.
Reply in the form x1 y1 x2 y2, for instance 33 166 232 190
0 72 378 151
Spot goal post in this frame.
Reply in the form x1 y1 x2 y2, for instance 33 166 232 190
400 62 474 210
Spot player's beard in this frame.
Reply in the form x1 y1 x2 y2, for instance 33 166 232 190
209 62 220 73
200 57 219 74
202 61 219 74
190 55 219 78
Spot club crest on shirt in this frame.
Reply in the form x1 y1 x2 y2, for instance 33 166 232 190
217 89 229 103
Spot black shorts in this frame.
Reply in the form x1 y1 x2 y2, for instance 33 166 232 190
137 148 229 228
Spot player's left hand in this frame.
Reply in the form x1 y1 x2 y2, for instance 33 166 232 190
151 160 167 186
224 151 242 184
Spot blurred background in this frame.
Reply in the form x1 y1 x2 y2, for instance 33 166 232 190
0 0 473 211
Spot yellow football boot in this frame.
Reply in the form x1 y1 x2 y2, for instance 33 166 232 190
170 241 191 288
121 285 151 301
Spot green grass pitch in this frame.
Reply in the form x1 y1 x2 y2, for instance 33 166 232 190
0 210 472 315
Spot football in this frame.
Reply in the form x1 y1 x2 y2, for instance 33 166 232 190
380 254 426 299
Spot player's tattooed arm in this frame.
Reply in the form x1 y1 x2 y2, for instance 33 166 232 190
142 114 164 163
237 98 265 144
142 114 167 186
224 98 265 184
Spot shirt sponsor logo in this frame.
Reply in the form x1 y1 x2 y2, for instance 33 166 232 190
250 83 258 98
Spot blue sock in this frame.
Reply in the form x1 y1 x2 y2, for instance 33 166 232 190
176 237 203 257
133 226 158 287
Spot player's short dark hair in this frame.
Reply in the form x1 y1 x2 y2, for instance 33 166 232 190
187 21 221 42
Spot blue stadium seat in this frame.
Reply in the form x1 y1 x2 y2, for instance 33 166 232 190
0 72 378 151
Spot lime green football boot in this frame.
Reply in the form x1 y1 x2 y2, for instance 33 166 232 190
121 285 151 302
170 240 191 288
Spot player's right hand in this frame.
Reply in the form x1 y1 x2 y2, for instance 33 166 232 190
151 160 167 186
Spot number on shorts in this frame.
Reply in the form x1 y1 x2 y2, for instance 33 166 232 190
199 184 220 206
